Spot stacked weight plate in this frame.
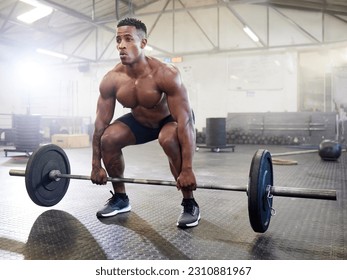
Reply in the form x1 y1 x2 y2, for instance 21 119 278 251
13 114 41 152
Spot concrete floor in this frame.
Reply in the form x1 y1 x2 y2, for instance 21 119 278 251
0 142 346 260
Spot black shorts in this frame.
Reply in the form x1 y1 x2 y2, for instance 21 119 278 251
116 113 175 144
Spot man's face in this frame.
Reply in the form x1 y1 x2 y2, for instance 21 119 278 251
116 25 146 65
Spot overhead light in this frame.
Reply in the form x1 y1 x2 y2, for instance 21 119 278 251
36 48 68 59
17 7 53 24
243 26 259 42
20 0 43 6
17 0 53 24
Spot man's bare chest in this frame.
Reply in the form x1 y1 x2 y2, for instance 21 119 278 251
116 77 163 109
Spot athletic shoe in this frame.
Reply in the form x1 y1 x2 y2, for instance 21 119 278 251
96 191 131 218
177 199 200 228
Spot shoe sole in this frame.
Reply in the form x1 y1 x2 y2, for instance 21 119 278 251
177 213 201 228
97 205 132 218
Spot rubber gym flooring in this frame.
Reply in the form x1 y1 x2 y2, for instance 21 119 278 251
0 142 346 260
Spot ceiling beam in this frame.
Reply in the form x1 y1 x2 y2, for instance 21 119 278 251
271 6 321 43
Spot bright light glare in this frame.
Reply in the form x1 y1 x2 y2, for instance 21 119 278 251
36 48 68 59
17 6 53 24
243 26 259 42
20 0 43 6
144 45 153 51
17 0 53 24
15 60 47 87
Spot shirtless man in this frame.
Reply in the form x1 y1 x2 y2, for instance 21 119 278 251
90 18 200 228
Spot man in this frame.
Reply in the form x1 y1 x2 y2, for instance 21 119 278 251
90 18 200 228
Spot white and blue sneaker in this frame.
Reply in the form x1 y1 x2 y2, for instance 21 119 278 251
96 191 131 218
177 199 200 228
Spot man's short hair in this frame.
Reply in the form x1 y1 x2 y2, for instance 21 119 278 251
117 17 147 38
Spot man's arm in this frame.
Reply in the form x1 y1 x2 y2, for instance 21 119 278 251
161 64 196 189
91 73 116 184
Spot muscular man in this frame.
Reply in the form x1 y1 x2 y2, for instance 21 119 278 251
91 18 200 228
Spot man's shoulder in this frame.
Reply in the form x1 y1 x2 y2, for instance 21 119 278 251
147 57 179 76
102 64 125 81
99 64 124 93
108 63 124 75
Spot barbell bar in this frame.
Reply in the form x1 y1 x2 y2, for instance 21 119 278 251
9 169 338 200
8 144 337 233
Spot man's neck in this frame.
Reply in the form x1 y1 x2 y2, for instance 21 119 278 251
125 55 149 78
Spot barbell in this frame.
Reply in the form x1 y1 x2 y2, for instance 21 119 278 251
9 144 337 233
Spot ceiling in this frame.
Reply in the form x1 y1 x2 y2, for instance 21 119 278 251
1 0 347 64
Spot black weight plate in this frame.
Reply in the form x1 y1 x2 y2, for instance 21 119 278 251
248 149 273 233
25 144 70 207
